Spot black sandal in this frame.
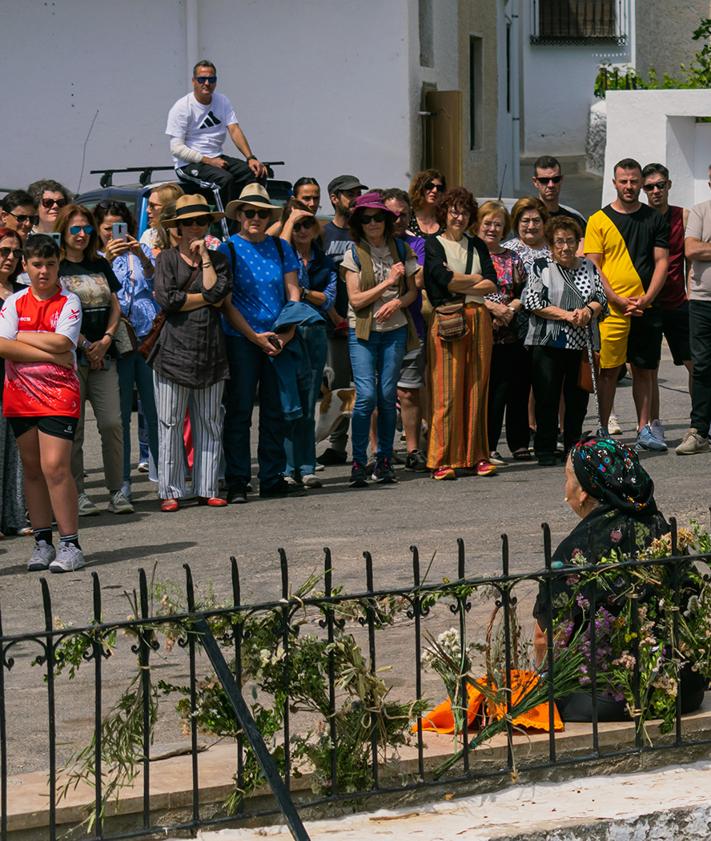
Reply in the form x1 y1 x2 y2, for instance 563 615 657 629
512 448 533 461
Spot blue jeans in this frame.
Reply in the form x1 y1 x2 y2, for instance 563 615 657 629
117 350 159 483
285 324 328 477
223 335 286 489
348 326 407 465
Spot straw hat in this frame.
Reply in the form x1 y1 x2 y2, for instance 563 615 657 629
225 184 281 221
161 194 225 228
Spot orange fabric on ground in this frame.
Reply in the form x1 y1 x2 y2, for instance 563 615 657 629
416 669 563 734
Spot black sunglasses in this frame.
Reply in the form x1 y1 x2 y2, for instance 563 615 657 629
0 247 22 259
293 217 316 232
7 211 38 225
361 212 386 224
41 197 67 209
424 181 445 192
195 75 217 84
642 180 668 192
536 175 563 184
183 215 212 226
243 208 271 220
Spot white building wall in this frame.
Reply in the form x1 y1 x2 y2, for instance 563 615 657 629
602 90 711 208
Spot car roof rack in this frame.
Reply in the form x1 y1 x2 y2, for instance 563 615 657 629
89 167 175 188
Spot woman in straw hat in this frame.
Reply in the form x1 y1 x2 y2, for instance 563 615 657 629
219 184 302 503
147 194 231 512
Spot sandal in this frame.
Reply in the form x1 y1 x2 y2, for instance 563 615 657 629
160 498 180 512
433 466 456 480
512 448 533 461
475 460 497 477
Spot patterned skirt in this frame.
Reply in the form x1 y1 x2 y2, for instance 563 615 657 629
426 304 493 469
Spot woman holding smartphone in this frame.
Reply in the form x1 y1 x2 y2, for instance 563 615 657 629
55 203 132 516
95 201 159 502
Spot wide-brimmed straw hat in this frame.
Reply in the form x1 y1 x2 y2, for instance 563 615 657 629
162 194 225 228
225 184 281 221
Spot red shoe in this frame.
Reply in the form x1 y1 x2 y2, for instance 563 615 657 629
433 466 456 480
160 498 180 512
476 460 497 477
198 496 227 507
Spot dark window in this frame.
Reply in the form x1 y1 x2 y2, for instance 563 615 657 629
419 0 434 67
532 0 621 44
469 36 482 150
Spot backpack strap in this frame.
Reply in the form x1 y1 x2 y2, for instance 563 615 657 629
227 240 237 276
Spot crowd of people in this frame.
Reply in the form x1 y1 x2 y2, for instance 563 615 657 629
1 59 710 574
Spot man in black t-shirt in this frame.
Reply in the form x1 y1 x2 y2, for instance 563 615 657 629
532 155 587 234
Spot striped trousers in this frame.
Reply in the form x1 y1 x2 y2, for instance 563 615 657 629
153 372 225 499
426 303 493 469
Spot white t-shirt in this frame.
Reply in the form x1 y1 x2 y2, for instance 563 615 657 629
165 92 239 167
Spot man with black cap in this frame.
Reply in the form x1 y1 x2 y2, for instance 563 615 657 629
318 174 367 466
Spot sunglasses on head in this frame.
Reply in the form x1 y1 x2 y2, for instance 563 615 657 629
424 181 444 192
41 197 67 209
8 211 38 225
195 75 217 84
183 215 211 226
293 217 316 232
361 212 386 224
0 247 22 259
243 208 271 220
642 180 668 192
536 175 562 184
69 224 94 235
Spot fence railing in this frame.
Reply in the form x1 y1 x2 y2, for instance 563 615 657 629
1 519 710 840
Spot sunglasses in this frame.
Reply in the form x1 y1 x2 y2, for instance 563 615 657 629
41 197 67 210
243 208 271 220
293 217 317 232
0 247 22 259
424 181 445 192
535 175 563 184
361 212 386 224
195 75 217 84
68 224 94 235
7 211 38 225
642 180 668 192
183 215 211 226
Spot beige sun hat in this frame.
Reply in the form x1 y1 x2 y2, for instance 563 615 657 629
225 184 281 220
161 194 225 227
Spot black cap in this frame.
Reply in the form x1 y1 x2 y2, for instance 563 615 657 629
327 174 368 196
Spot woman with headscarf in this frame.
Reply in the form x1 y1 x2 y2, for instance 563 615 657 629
532 435 705 720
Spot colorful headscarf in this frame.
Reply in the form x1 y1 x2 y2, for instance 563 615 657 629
571 435 656 514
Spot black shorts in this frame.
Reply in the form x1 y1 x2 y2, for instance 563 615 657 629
661 301 691 365
9 415 78 441
626 306 663 370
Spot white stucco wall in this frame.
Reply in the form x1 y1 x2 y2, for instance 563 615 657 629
602 90 711 208
2 0 419 197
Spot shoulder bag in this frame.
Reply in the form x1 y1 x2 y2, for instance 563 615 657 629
113 253 139 357
435 236 475 342
139 261 199 360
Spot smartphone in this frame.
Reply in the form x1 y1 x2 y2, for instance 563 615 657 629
112 222 128 241
267 335 282 350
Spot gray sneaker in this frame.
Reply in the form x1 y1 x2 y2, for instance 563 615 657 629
108 490 134 514
78 492 100 517
27 540 56 572
49 543 86 574
675 428 710 456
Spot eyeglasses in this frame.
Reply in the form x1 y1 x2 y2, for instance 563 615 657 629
243 209 271 220
361 212 386 224
68 224 94 235
41 197 67 209
553 237 578 247
195 75 217 85
424 181 445 192
183 215 211 226
7 211 38 226
642 180 669 192
293 218 317 232
535 175 563 185
0 247 22 259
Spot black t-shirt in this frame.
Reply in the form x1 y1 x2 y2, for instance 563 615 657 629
59 257 121 344
548 206 587 237
322 221 352 318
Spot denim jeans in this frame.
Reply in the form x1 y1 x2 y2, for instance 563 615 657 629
117 350 159 483
285 324 328 477
223 335 286 489
348 326 407 465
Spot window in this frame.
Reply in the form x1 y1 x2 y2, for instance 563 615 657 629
419 0 434 67
531 0 624 45
469 36 483 150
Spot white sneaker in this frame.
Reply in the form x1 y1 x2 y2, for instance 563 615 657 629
302 473 322 488
676 428 710 455
27 540 56 572
137 461 149 473
607 414 622 435
108 490 134 514
49 542 86 573
284 475 302 487
78 492 100 517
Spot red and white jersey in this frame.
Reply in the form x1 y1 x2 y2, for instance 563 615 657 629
0 287 82 418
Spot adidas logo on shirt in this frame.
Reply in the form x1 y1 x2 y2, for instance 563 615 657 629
199 110 222 129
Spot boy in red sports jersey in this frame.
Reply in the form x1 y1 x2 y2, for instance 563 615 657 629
0 234 85 572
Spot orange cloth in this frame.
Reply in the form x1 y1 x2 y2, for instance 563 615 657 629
416 669 563 734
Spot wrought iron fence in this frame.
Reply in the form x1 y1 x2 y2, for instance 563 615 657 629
1 520 710 840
